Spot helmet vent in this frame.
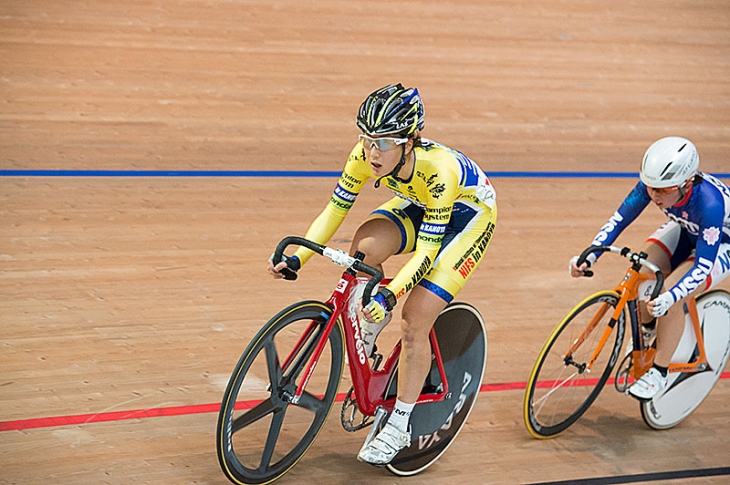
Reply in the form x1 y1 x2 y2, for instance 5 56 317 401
659 162 674 177
678 143 687 152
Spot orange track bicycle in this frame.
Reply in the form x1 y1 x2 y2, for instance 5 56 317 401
524 245 730 438
217 236 487 484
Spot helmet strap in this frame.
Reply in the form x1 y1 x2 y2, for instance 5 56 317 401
673 179 694 206
374 144 409 189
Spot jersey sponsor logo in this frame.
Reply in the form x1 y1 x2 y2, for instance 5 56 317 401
404 256 433 293
703 226 721 245
453 222 495 279
426 206 451 218
329 196 353 210
334 184 357 202
666 211 699 235
670 256 713 302
429 183 446 199
593 211 624 244
419 222 447 235
418 233 443 245
340 172 362 189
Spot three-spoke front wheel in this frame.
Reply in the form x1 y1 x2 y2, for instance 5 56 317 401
216 301 344 484
524 291 625 438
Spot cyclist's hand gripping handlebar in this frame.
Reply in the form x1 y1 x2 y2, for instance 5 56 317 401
576 245 664 300
575 245 605 278
272 236 384 306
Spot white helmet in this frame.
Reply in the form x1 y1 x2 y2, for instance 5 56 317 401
640 136 699 188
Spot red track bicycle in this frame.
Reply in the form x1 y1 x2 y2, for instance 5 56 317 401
216 236 487 484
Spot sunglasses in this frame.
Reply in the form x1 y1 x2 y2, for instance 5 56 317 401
359 134 409 151
648 185 679 195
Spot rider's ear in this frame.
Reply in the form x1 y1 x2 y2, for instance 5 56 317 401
406 138 415 153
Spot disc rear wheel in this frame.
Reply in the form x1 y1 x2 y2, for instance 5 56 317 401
641 290 730 429
387 303 487 475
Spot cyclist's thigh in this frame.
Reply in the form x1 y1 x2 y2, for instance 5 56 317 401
351 197 423 260
643 221 692 274
420 202 497 304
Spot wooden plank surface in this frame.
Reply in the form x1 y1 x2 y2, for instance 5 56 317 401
1 1 729 484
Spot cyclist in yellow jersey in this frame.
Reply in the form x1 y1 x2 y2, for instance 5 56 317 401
268 84 497 465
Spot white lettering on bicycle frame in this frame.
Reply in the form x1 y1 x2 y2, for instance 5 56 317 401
350 313 367 365
417 371 473 450
335 278 347 294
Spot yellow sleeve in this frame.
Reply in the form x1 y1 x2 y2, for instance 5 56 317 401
293 144 371 265
386 163 459 300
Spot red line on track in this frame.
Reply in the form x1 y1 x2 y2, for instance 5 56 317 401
2 372 728 432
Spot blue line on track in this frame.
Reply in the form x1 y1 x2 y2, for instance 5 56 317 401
1 169 728 179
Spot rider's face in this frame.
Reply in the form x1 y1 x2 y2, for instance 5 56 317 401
647 185 682 209
361 136 413 177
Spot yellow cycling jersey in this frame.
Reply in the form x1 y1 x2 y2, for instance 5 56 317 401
293 138 496 302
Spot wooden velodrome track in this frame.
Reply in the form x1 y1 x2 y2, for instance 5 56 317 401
1 1 729 484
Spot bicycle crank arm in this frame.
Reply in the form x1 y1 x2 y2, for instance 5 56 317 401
360 406 389 448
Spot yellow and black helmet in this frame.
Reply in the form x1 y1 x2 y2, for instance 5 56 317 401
356 84 425 137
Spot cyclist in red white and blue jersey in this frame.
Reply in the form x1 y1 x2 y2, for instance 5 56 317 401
571 136 730 400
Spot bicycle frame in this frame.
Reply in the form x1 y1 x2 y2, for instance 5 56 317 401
275 237 449 418
574 245 710 379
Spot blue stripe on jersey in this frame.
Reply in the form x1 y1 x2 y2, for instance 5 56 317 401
334 183 357 203
418 279 454 303
450 148 481 187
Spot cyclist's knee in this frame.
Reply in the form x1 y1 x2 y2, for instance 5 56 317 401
401 291 446 338
350 220 400 264
399 316 433 345
640 242 672 275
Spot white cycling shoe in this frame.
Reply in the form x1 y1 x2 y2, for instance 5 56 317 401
357 423 411 466
628 367 668 401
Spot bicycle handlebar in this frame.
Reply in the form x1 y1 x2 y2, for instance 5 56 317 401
577 245 664 300
273 236 385 306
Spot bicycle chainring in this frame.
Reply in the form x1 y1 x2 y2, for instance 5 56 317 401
340 386 372 432
614 353 633 393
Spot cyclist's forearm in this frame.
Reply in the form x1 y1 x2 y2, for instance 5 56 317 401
386 247 438 300
293 204 348 265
